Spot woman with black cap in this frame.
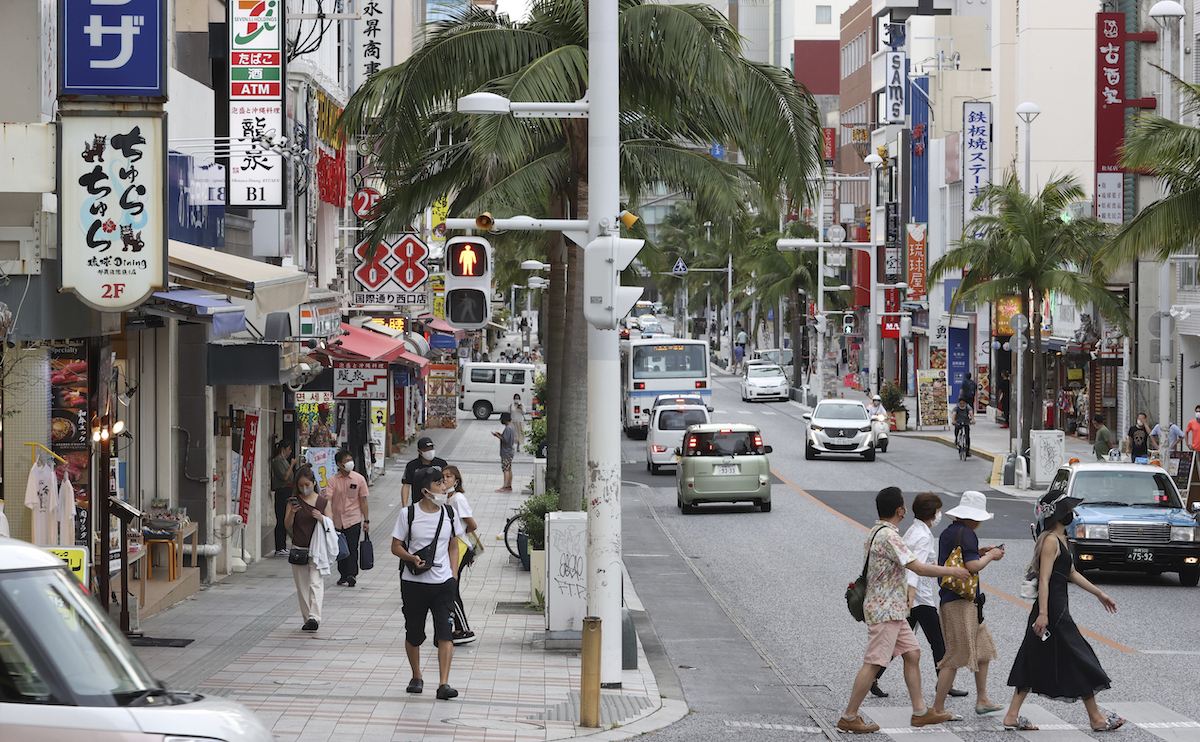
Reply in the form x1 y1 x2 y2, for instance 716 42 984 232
1002 492 1122 732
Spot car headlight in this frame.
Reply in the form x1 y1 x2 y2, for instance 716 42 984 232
810 425 823 433
1079 524 1109 540
1171 526 1200 542
859 426 872 433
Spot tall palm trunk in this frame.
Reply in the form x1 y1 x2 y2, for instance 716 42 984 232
544 197 568 491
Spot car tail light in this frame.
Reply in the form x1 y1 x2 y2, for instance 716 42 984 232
695 381 706 388
652 445 668 453
686 435 698 449
720 428 732 434
634 382 645 390
753 434 764 450
633 406 640 413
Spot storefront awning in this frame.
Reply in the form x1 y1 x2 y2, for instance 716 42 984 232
397 350 430 368
150 288 246 337
487 321 508 332
328 322 407 362
359 319 432 356
417 314 466 339
168 241 310 315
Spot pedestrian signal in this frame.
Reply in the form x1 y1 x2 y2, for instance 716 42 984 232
450 240 488 277
444 236 492 330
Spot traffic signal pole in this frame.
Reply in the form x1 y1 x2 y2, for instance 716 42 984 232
586 0 624 687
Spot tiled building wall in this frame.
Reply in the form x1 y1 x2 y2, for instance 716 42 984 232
3 346 51 542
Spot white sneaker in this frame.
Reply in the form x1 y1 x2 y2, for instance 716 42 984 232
275 549 289 556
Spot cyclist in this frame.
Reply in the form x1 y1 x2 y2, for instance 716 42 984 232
953 396 974 457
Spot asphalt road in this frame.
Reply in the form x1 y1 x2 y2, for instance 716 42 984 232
623 364 1200 742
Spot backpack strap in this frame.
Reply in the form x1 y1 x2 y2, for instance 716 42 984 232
860 525 886 580
444 504 457 538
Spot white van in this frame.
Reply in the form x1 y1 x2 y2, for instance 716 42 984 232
646 404 710 473
459 363 537 419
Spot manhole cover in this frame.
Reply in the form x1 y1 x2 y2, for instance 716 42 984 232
442 718 544 731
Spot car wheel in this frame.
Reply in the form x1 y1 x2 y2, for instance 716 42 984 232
646 459 651 472
805 442 816 460
863 446 876 462
760 500 772 513
650 462 660 475
681 501 696 514
1180 566 1200 587
472 401 493 420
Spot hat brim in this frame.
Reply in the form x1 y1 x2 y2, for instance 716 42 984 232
1048 497 1084 523
944 505 994 521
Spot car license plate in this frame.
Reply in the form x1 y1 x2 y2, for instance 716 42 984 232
673 455 680 462
715 464 739 475
834 437 853 445
1127 547 1154 563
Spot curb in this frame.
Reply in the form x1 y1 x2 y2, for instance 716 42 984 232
892 432 997 462
563 699 691 741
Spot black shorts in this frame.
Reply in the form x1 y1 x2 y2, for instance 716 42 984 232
401 579 456 646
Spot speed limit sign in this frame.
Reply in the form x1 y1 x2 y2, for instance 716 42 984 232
352 187 382 219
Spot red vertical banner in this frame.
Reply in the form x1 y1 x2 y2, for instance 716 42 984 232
822 128 837 162
882 289 901 339
1095 13 1125 223
906 223 927 301
238 412 260 522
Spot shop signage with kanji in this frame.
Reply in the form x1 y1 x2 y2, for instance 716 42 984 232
356 0 394 83
962 102 991 234
353 233 430 306
906 223 927 301
228 0 286 208
334 360 388 399
60 0 166 99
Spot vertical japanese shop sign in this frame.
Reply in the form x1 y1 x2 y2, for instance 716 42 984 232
962 102 991 233
237 412 259 522
59 0 166 98
884 52 906 124
883 202 902 284
906 222 927 301
59 113 167 310
229 0 286 207
356 0 393 83
1095 13 1125 224
882 289 901 339
50 343 91 546
822 128 836 163
948 327 970 403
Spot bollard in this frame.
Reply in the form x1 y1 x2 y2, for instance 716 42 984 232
580 616 602 728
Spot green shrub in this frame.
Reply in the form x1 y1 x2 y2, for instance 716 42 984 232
880 381 909 415
524 418 547 454
518 488 559 550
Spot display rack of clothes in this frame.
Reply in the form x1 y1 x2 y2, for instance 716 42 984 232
22 444 74 546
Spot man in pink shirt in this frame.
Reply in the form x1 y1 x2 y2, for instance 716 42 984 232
327 449 370 587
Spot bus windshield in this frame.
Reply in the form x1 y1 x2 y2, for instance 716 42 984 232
632 344 707 379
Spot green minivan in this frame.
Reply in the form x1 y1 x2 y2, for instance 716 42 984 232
676 423 773 513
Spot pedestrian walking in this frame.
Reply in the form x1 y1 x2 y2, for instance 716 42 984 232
1002 492 1122 732
1092 414 1113 461
732 343 744 373
735 326 747 350
1125 412 1151 461
402 437 448 507
930 491 1005 718
442 466 479 645
270 440 297 556
1186 405 1200 451
1150 420 1185 450
838 487 970 734
283 467 336 631
392 466 468 700
870 493 968 700
509 394 528 451
327 449 370 587
493 413 516 492
997 371 1011 428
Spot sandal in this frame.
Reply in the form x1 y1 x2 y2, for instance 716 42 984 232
1003 717 1038 731
977 704 1004 715
1092 713 1125 732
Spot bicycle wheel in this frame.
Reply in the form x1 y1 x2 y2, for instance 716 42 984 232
957 427 968 460
503 514 523 558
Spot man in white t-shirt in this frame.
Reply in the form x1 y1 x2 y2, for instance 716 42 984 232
392 466 467 700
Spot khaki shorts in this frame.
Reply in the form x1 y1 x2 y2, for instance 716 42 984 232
865 619 920 668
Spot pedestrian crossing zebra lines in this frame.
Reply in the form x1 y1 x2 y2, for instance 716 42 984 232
724 702 1200 740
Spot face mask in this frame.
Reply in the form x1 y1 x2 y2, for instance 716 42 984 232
932 511 943 528
342 460 355 472
1061 513 1074 527
299 485 314 495
421 449 435 461
1138 421 1144 428
431 492 449 505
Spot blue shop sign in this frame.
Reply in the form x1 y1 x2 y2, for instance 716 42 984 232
948 326 970 403
429 333 457 349
168 152 225 247
60 0 166 98
394 367 411 387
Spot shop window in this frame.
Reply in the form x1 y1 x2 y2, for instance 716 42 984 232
1180 259 1200 290
816 5 831 23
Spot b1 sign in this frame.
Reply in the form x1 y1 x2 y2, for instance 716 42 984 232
334 360 388 400
60 0 166 98
59 113 166 311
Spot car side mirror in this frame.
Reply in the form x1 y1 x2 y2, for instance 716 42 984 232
802 413 811 421
1191 502 1200 511
707 405 714 412
674 447 682 456
764 445 773 454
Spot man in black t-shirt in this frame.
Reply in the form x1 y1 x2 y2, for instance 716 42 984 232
959 372 977 408
402 437 448 506
953 398 974 456
1126 413 1151 461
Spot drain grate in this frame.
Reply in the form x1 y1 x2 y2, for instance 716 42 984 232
530 692 653 726
495 600 539 614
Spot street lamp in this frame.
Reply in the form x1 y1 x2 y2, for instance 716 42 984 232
520 259 550 271
1015 102 1041 195
864 152 884 395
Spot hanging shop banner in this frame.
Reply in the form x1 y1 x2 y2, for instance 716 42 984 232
884 203 902 284
298 402 337 448
50 343 91 546
976 365 990 413
59 0 166 99
430 194 449 242
370 401 387 471
425 363 459 429
822 128 837 163
60 113 167 312
228 0 286 208
236 411 259 522
353 233 431 307
356 0 394 83
906 223 927 300
917 369 950 428
948 326 970 403
963 101 991 233
1095 13 1126 224
993 296 1022 337
334 360 388 399
906 343 916 397
882 289 901 339
883 52 906 124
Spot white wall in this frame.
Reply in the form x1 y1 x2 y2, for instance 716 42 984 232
165 68 216 142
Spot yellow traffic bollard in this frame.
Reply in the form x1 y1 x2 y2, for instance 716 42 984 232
580 616 602 727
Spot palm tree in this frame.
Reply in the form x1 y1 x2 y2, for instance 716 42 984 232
928 170 1127 453
338 0 823 508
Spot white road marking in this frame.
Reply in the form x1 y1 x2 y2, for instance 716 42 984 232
1109 702 1200 742
867 707 963 741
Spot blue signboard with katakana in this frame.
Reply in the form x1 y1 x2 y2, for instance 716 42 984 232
60 0 166 98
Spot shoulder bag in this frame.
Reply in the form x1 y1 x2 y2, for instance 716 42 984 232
846 526 885 622
359 528 375 570
401 504 447 575
940 526 980 600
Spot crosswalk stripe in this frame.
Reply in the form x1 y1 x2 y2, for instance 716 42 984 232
868 707 962 741
1015 704 1094 742
1108 702 1200 742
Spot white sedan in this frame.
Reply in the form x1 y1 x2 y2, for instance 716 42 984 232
803 400 876 461
740 363 789 402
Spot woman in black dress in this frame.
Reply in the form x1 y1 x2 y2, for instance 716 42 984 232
1003 492 1123 732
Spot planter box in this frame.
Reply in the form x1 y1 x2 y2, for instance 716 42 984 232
530 549 547 604
518 531 531 571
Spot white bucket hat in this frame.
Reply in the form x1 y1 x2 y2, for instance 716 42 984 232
945 490 994 522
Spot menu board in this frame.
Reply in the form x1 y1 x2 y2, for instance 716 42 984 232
426 364 458 429
917 369 950 428
1169 450 1195 492
976 365 990 413
50 343 91 545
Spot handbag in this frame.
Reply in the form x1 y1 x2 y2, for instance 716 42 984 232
359 530 375 570
287 548 310 565
336 531 350 561
1019 570 1038 600
940 527 980 600
846 526 885 622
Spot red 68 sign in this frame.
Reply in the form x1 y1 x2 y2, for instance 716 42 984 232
353 234 430 292
352 187 382 219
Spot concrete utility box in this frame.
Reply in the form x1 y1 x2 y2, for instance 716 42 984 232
1029 430 1066 487
545 511 587 633
534 460 546 497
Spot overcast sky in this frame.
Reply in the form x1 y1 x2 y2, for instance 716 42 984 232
495 0 531 21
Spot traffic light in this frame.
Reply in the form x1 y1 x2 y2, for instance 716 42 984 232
843 313 857 334
583 234 645 329
444 236 492 330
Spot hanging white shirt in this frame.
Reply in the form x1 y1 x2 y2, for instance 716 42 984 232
57 476 76 546
24 462 57 545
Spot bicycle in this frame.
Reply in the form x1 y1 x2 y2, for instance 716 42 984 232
955 422 970 460
501 509 523 558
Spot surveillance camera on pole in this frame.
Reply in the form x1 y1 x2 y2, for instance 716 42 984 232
444 236 492 330
583 233 645 329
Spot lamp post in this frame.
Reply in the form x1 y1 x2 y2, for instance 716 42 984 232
1015 102 1041 195
864 153 884 395
1151 0 1185 461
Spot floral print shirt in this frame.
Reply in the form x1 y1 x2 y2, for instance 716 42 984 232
863 520 916 624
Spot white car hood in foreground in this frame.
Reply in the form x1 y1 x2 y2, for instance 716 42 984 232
129 694 274 742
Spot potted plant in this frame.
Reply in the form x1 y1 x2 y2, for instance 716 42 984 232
517 489 558 599
880 381 910 431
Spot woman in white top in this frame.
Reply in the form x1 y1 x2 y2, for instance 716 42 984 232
871 493 968 699
443 466 479 645
508 394 527 450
